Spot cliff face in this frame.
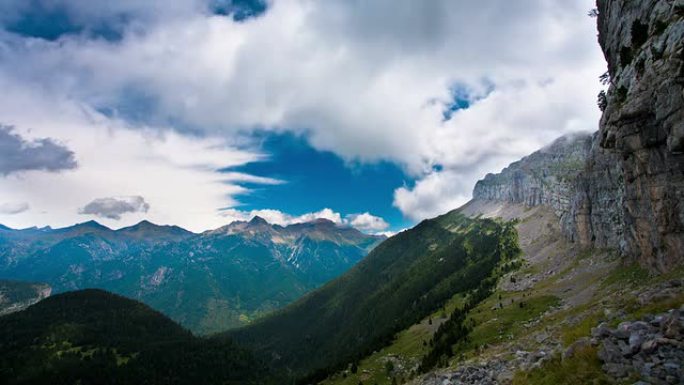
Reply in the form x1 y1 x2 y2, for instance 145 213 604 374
473 134 593 234
473 0 684 272
596 0 684 271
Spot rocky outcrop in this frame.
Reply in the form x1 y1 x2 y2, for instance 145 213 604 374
473 0 684 272
0 280 51 315
592 305 684 384
473 133 592 224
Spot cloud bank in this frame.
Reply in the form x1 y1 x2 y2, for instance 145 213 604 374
0 0 606 227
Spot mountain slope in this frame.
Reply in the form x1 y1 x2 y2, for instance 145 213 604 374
0 279 51 315
227 212 521 380
0 218 383 333
0 289 271 385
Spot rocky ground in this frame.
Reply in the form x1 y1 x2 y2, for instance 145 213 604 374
593 304 683 384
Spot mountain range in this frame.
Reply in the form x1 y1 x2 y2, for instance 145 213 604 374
0 216 383 333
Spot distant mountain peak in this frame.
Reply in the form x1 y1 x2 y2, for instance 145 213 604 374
248 216 269 226
312 218 336 225
117 220 193 239
80 220 108 228
63 220 110 232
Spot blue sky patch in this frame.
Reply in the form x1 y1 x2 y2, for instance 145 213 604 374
4 2 125 41
212 0 268 21
442 81 495 121
226 133 415 231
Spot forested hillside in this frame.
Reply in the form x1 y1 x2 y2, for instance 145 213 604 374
227 212 521 381
0 290 274 385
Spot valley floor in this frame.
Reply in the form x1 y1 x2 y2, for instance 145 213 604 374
321 201 684 385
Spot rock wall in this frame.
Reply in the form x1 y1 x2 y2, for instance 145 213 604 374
473 133 593 234
473 0 684 272
596 0 684 271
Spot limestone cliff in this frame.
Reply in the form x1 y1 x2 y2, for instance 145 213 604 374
473 0 684 272
473 133 593 234
595 0 684 271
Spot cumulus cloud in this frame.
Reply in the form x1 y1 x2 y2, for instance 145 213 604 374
220 207 389 233
0 0 606 223
79 196 150 220
345 212 389 233
0 125 77 176
0 202 29 215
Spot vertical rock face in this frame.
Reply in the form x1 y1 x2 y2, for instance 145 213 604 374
596 0 684 271
473 133 593 229
473 0 684 272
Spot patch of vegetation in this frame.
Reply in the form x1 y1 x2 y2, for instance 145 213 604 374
623 292 684 322
601 263 650 289
561 310 603 346
653 20 667 35
418 278 498 371
630 20 649 48
615 86 629 106
511 345 611 385
465 294 560 351
620 46 633 67
597 90 608 112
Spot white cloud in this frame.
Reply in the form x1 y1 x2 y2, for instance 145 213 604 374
0 0 606 223
345 212 389 233
0 78 266 232
219 207 390 234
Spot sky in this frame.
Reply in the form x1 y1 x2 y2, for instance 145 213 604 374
0 0 606 233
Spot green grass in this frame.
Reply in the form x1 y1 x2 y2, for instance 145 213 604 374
560 309 603 346
511 345 610 385
621 291 684 323
601 263 650 288
464 293 560 352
